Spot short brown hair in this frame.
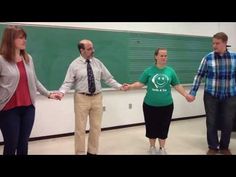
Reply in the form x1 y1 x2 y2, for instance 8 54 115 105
213 32 228 43
0 25 29 63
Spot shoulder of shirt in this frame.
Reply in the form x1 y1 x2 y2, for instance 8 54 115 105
25 54 35 68
27 53 33 62
27 53 32 59
0 55 5 68
0 54 33 65
68 56 102 68
165 66 175 72
92 57 103 64
0 54 9 63
204 52 214 60
72 56 101 64
91 57 105 68
0 55 16 65
205 51 236 59
0 55 4 63
69 56 83 66
227 50 236 57
145 65 154 70
144 65 155 72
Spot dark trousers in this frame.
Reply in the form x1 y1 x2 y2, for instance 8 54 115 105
0 105 35 155
204 92 236 150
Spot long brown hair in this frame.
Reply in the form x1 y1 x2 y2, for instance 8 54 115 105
154 48 167 64
0 25 29 63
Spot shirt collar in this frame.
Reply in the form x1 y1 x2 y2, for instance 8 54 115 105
80 55 92 63
214 49 229 57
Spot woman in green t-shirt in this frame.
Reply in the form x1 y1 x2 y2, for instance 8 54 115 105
126 48 191 155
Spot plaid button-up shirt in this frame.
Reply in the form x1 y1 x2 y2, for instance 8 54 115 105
190 50 236 99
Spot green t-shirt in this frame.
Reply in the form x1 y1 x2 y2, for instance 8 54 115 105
139 65 180 107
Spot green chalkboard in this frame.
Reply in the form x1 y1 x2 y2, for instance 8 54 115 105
0 24 212 90
128 33 211 83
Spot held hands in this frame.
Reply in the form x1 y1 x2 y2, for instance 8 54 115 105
185 94 195 102
48 91 64 100
120 83 130 91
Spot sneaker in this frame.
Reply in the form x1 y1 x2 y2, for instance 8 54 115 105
158 147 167 155
219 149 232 155
148 146 157 155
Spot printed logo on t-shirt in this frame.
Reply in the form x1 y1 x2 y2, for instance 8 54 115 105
151 74 169 92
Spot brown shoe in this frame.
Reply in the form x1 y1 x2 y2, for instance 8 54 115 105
219 149 232 155
206 149 218 155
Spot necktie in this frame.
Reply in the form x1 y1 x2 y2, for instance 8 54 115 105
87 60 96 94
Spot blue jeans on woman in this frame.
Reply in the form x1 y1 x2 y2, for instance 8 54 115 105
0 105 35 155
204 92 236 150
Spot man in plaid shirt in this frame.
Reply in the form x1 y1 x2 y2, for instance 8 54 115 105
188 32 236 155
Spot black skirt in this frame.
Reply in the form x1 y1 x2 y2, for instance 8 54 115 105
143 102 174 139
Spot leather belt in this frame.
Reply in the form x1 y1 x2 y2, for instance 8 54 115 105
79 92 100 96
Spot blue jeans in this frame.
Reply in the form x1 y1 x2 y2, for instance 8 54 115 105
204 92 236 150
0 105 35 155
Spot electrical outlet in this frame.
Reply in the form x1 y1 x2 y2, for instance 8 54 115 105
129 104 132 109
103 106 106 111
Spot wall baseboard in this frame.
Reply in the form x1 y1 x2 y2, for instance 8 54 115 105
0 115 205 145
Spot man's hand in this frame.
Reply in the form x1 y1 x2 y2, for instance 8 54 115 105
120 83 130 91
185 94 195 102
